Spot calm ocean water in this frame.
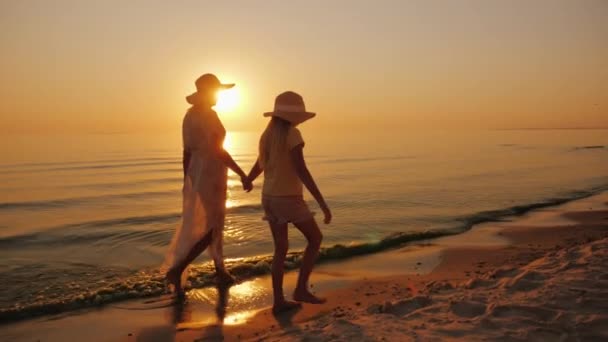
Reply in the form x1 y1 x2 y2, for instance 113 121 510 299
1 128 607 321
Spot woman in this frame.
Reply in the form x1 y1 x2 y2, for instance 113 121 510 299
165 74 252 294
247 91 332 313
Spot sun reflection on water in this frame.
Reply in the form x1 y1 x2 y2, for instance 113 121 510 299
222 281 265 325
185 281 266 327
229 281 264 299
222 309 259 326
225 197 236 209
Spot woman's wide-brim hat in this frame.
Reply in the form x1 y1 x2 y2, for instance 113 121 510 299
263 91 316 125
187 73 234 103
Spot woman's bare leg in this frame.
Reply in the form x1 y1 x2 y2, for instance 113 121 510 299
208 215 235 285
180 229 214 271
292 218 325 304
268 221 301 313
166 229 214 293
204 197 234 284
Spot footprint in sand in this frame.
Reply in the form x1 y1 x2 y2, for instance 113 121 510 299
490 267 521 279
464 278 495 290
575 316 608 340
503 270 546 292
383 295 432 316
449 300 487 318
489 304 558 322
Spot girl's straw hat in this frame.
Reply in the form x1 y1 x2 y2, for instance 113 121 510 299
263 91 316 125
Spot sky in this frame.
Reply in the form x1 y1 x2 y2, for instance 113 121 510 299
1 0 607 135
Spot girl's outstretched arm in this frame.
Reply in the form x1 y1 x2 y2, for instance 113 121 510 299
247 158 263 184
290 145 332 224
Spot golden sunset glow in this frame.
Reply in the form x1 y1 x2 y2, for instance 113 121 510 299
1 2 607 134
214 88 240 113
1 3 607 341
222 131 233 151
225 197 236 209
224 130 237 210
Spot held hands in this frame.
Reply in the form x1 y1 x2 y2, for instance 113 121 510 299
241 175 253 192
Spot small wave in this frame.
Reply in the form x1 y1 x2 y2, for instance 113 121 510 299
0 160 179 175
573 145 605 150
1 185 606 323
67 177 182 190
457 185 608 227
0 157 177 170
0 229 450 323
95 167 182 176
318 155 416 164
0 190 177 211
0 204 264 248
0 213 180 248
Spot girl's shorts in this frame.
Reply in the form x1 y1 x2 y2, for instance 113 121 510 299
262 195 314 224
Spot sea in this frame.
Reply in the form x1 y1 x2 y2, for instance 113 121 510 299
1 128 607 322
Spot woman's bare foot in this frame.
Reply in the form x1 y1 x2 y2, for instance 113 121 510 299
293 288 326 304
215 270 235 285
165 268 184 296
272 300 302 315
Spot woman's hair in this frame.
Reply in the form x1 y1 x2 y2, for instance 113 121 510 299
259 117 292 168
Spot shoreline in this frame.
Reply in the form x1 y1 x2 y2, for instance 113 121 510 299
1 192 607 341
3 186 606 323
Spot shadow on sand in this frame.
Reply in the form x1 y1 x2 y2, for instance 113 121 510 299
134 282 230 342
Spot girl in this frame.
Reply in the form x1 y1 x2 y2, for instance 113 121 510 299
247 91 332 313
164 74 252 295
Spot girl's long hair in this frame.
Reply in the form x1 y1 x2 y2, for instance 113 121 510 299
259 117 292 168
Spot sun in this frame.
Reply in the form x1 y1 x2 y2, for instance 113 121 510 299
214 88 239 112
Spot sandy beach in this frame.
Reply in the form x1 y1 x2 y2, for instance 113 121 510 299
0 192 605 341
204 193 608 342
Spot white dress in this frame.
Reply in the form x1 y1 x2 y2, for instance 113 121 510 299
164 108 228 285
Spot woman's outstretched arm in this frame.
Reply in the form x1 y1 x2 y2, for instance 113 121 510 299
219 149 253 191
290 145 332 224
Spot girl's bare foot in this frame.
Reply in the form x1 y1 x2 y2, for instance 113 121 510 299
293 289 326 304
272 300 302 315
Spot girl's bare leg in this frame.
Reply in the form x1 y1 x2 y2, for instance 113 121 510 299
292 218 325 304
268 221 301 313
